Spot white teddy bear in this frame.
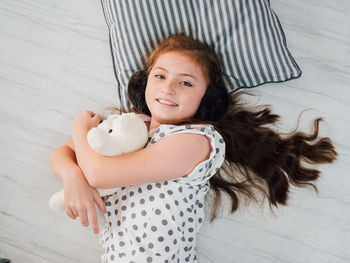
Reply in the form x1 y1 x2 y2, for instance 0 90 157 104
49 112 149 211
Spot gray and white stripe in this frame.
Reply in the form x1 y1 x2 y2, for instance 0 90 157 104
101 0 301 111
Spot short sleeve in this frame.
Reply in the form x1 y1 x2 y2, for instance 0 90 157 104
148 124 226 186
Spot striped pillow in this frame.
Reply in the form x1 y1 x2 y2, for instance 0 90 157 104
101 0 302 111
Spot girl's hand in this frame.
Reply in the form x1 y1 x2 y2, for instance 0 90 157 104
70 111 102 138
62 169 107 234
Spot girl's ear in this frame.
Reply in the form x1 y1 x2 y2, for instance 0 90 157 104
195 78 229 121
127 70 151 116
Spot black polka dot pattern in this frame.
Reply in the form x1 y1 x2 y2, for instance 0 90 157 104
99 124 225 262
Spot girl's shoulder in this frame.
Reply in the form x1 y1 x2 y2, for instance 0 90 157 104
148 123 225 160
149 123 220 141
148 124 226 186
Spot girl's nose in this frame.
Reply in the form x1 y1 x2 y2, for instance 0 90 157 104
161 81 175 95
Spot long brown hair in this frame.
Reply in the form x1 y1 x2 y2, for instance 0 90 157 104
127 33 338 222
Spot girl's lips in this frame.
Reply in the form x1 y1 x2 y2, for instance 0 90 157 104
156 98 179 107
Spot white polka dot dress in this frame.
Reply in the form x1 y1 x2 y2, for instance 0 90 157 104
99 124 225 263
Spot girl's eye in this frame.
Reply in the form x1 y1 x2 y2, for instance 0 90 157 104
155 74 165 79
181 81 192 87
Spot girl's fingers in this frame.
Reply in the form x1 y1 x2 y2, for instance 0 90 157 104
93 114 102 125
87 207 99 234
92 113 100 119
66 208 76 220
84 110 95 117
72 209 79 218
93 191 107 214
84 110 101 126
78 209 89 227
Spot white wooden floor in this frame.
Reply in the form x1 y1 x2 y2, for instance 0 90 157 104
1 0 349 262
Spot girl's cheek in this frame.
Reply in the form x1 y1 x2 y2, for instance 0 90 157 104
148 78 158 87
154 79 163 85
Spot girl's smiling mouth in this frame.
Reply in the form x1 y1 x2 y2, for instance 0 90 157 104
156 98 179 107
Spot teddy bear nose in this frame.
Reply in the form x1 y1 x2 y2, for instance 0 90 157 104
108 129 113 133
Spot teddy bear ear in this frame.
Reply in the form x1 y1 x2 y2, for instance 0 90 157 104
107 114 120 120
127 70 151 115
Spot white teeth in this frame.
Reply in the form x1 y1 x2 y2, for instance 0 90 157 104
158 99 178 106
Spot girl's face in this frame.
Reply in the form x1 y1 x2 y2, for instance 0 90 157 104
145 51 208 129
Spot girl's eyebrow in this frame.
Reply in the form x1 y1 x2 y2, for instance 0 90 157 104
154 66 198 81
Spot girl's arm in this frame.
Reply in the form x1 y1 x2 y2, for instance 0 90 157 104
49 139 106 234
49 140 80 181
73 130 211 189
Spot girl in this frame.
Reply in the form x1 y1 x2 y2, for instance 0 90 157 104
49 33 337 262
